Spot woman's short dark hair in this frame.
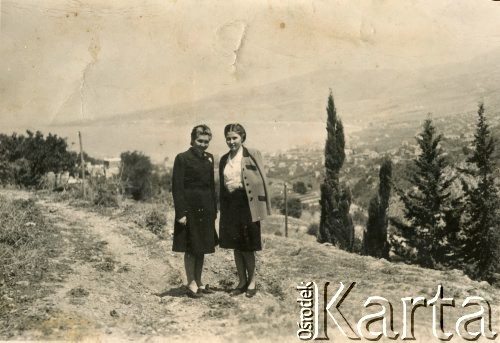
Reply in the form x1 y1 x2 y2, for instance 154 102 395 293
190 124 212 145
224 123 246 143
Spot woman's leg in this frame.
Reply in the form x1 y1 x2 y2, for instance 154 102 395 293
233 250 247 288
242 251 256 290
194 254 205 287
184 253 197 292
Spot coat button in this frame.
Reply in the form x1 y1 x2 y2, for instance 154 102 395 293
250 197 253 201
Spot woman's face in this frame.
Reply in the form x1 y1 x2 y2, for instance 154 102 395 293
225 131 242 152
192 134 211 151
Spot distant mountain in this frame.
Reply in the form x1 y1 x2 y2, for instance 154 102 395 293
46 48 500 160
57 47 500 127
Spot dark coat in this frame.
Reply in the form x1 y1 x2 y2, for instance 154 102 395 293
171 147 218 254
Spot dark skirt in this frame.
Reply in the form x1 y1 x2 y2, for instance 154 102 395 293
219 189 262 251
172 188 218 255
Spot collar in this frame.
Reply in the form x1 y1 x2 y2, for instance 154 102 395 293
189 146 207 159
242 146 250 157
228 146 243 161
228 145 248 158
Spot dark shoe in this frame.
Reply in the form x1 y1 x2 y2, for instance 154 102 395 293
198 284 215 294
229 285 247 296
245 288 257 298
186 286 202 299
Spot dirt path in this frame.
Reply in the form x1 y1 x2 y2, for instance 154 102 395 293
34 199 181 340
4 190 498 342
6 193 278 342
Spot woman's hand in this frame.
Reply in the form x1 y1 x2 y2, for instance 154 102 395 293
226 183 238 193
226 182 244 193
177 216 187 226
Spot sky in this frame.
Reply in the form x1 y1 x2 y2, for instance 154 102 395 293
1 0 500 160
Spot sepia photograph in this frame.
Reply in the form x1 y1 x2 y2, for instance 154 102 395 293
1 1 499 342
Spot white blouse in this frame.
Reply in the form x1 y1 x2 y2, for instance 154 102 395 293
223 147 244 192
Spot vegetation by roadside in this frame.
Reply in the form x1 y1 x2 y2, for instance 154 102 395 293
0 195 67 338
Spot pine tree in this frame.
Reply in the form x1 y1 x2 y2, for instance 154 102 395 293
392 119 454 268
318 91 354 251
462 103 499 282
364 158 392 258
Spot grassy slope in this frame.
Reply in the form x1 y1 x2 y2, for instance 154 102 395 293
169 209 500 341
0 194 72 338
250 234 499 341
1 190 498 341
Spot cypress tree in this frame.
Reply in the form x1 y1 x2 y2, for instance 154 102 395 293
393 119 453 268
364 158 392 258
462 103 499 282
318 91 354 251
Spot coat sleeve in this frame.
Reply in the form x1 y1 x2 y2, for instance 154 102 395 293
249 149 272 215
210 155 217 218
172 154 188 220
218 155 227 210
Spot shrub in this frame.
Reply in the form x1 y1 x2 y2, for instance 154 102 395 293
284 197 302 219
120 151 153 201
271 195 284 211
0 160 14 186
352 236 364 254
0 197 47 280
293 181 307 195
273 195 302 218
93 182 119 208
143 208 167 236
307 223 319 236
0 131 76 188
0 198 46 245
352 208 367 226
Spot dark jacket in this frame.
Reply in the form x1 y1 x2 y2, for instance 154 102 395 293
172 147 217 220
219 146 271 222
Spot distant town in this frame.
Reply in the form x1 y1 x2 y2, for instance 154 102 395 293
60 107 499 221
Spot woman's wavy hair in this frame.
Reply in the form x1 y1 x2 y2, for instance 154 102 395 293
190 124 212 146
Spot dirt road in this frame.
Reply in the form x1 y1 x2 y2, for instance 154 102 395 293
3 190 499 342
3 191 290 342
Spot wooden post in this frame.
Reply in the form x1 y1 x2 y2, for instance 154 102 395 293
78 131 86 198
284 182 288 237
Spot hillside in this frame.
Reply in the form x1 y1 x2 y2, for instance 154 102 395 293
36 48 500 162
56 47 500 126
0 189 498 342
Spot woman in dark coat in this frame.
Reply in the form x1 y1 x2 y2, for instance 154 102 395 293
172 124 218 297
219 123 271 298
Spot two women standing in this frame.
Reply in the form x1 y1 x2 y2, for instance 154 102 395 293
171 123 271 298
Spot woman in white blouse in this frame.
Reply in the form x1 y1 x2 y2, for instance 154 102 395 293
219 123 271 298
